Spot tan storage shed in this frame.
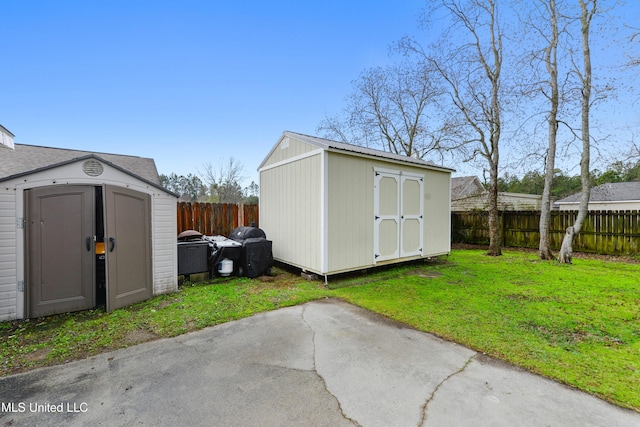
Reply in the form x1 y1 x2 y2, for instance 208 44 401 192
0 143 178 320
258 131 454 278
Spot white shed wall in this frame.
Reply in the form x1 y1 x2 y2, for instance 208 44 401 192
0 190 17 320
0 159 177 320
260 154 323 273
151 192 178 295
326 152 374 274
326 153 451 274
423 170 452 256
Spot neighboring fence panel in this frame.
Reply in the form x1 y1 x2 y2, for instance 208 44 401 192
177 203 259 236
452 210 640 255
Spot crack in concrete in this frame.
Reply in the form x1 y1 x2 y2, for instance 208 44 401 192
418 353 477 426
301 305 362 427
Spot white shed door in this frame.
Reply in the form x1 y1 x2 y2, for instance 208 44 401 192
400 175 424 257
374 170 424 263
374 172 400 262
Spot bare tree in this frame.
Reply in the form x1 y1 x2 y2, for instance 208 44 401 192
317 62 457 161
403 0 505 256
628 27 640 67
201 158 246 204
535 0 563 260
558 0 597 263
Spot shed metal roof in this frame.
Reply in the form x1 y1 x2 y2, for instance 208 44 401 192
259 131 455 172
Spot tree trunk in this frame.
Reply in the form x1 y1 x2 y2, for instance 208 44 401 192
538 0 559 261
557 226 574 263
487 149 502 256
539 188 555 260
557 0 593 263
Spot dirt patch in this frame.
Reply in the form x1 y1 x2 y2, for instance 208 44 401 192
23 347 52 362
406 269 444 279
253 273 304 289
125 329 156 345
157 299 181 310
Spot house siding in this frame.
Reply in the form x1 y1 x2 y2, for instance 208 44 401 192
556 201 640 211
452 192 543 212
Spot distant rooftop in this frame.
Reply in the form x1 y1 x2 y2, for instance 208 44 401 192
555 181 640 204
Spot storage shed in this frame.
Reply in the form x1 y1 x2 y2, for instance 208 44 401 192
258 131 454 278
0 142 178 320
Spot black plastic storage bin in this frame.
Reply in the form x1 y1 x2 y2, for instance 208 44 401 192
177 240 210 276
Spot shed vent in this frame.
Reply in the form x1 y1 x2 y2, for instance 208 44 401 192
82 159 104 177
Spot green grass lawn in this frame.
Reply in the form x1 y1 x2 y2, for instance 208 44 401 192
1 249 638 411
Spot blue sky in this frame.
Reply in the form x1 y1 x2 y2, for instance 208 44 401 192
2 1 639 187
1 0 425 185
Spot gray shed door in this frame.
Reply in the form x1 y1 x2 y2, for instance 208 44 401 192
27 186 95 317
104 185 152 311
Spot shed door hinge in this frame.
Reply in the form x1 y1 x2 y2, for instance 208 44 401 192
17 281 24 292
17 218 25 229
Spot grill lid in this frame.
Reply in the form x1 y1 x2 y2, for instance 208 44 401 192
228 226 266 242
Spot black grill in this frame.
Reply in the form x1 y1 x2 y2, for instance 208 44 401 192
227 226 273 278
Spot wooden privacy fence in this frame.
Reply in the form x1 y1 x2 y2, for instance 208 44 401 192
452 210 640 255
177 202 259 237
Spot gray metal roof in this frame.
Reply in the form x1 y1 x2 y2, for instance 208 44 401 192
271 131 454 172
0 144 162 186
555 181 640 203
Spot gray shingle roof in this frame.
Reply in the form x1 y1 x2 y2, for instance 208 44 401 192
451 176 484 200
0 144 161 185
556 181 640 203
276 131 455 172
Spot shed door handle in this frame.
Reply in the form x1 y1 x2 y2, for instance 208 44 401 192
109 237 116 252
86 237 91 252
